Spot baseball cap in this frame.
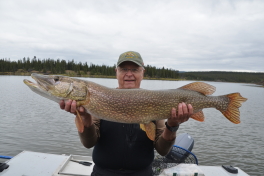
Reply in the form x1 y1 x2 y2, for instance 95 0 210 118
117 51 144 67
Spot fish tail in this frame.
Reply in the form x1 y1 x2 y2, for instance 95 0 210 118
220 93 247 124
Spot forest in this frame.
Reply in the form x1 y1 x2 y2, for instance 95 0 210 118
180 71 264 85
0 57 179 79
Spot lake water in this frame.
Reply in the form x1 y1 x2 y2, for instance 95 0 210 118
0 76 263 175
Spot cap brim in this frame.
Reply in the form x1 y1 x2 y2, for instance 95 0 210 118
117 60 144 67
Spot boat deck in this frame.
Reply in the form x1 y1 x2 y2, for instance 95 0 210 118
0 151 249 176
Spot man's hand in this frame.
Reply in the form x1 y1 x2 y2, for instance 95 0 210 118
59 100 93 128
163 103 193 141
167 103 193 127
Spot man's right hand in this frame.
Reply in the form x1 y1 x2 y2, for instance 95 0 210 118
59 100 93 128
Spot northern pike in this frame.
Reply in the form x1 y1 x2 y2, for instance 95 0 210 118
24 73 247 140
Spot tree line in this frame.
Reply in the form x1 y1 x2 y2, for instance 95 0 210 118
1 57 263 84
180 71 264 84
0 57 179 79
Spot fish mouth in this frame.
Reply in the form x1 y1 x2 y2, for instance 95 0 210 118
23 79 38 88
23 74 52 91
23 79 39 88
23 73 67 103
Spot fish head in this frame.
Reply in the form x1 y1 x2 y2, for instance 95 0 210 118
24 73 87 102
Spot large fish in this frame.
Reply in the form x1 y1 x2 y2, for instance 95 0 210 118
24 73 247 140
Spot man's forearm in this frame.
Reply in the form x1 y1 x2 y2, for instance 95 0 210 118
154 120 176 156
78 117 100 148
162 127 177 141
78 124 98 148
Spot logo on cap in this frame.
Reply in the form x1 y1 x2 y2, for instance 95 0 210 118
125 52 137 58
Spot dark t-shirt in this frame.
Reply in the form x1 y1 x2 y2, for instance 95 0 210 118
92 120 154 170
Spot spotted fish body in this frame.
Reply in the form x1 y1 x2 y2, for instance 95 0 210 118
23 74 247 140
85 82 230 123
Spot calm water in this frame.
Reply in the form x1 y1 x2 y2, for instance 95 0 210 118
0 76 263 175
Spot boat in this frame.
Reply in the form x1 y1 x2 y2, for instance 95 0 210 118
0 133 250 176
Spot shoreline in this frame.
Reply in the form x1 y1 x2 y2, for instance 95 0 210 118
1 72 263 86
0 71 181 81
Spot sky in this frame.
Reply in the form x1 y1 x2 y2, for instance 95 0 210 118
1 0 264 72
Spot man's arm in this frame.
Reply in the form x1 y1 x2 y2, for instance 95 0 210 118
78 116 100 148
154 103 193 156
59 100 100 148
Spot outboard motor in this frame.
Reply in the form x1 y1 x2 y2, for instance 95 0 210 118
165 133 195 163
174 133 194 151
152 133 198 175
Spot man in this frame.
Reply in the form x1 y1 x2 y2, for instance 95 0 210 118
59 51 193 176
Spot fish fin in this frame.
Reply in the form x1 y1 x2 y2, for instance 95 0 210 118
75 110 84 133
191 110 205 122
140 123 146 131
140 122 156 141
179 82 216 95
220 93 247 124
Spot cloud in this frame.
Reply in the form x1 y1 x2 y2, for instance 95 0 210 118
0 0 263 72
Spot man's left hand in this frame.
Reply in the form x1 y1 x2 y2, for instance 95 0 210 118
167 103 193 127
162 103 193 141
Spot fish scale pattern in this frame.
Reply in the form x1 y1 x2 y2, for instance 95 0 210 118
83 81 243 124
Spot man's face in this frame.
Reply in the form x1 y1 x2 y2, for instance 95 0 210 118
116 61 144 89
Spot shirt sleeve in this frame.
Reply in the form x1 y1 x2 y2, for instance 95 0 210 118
154 120 176 156
78 116 101 149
